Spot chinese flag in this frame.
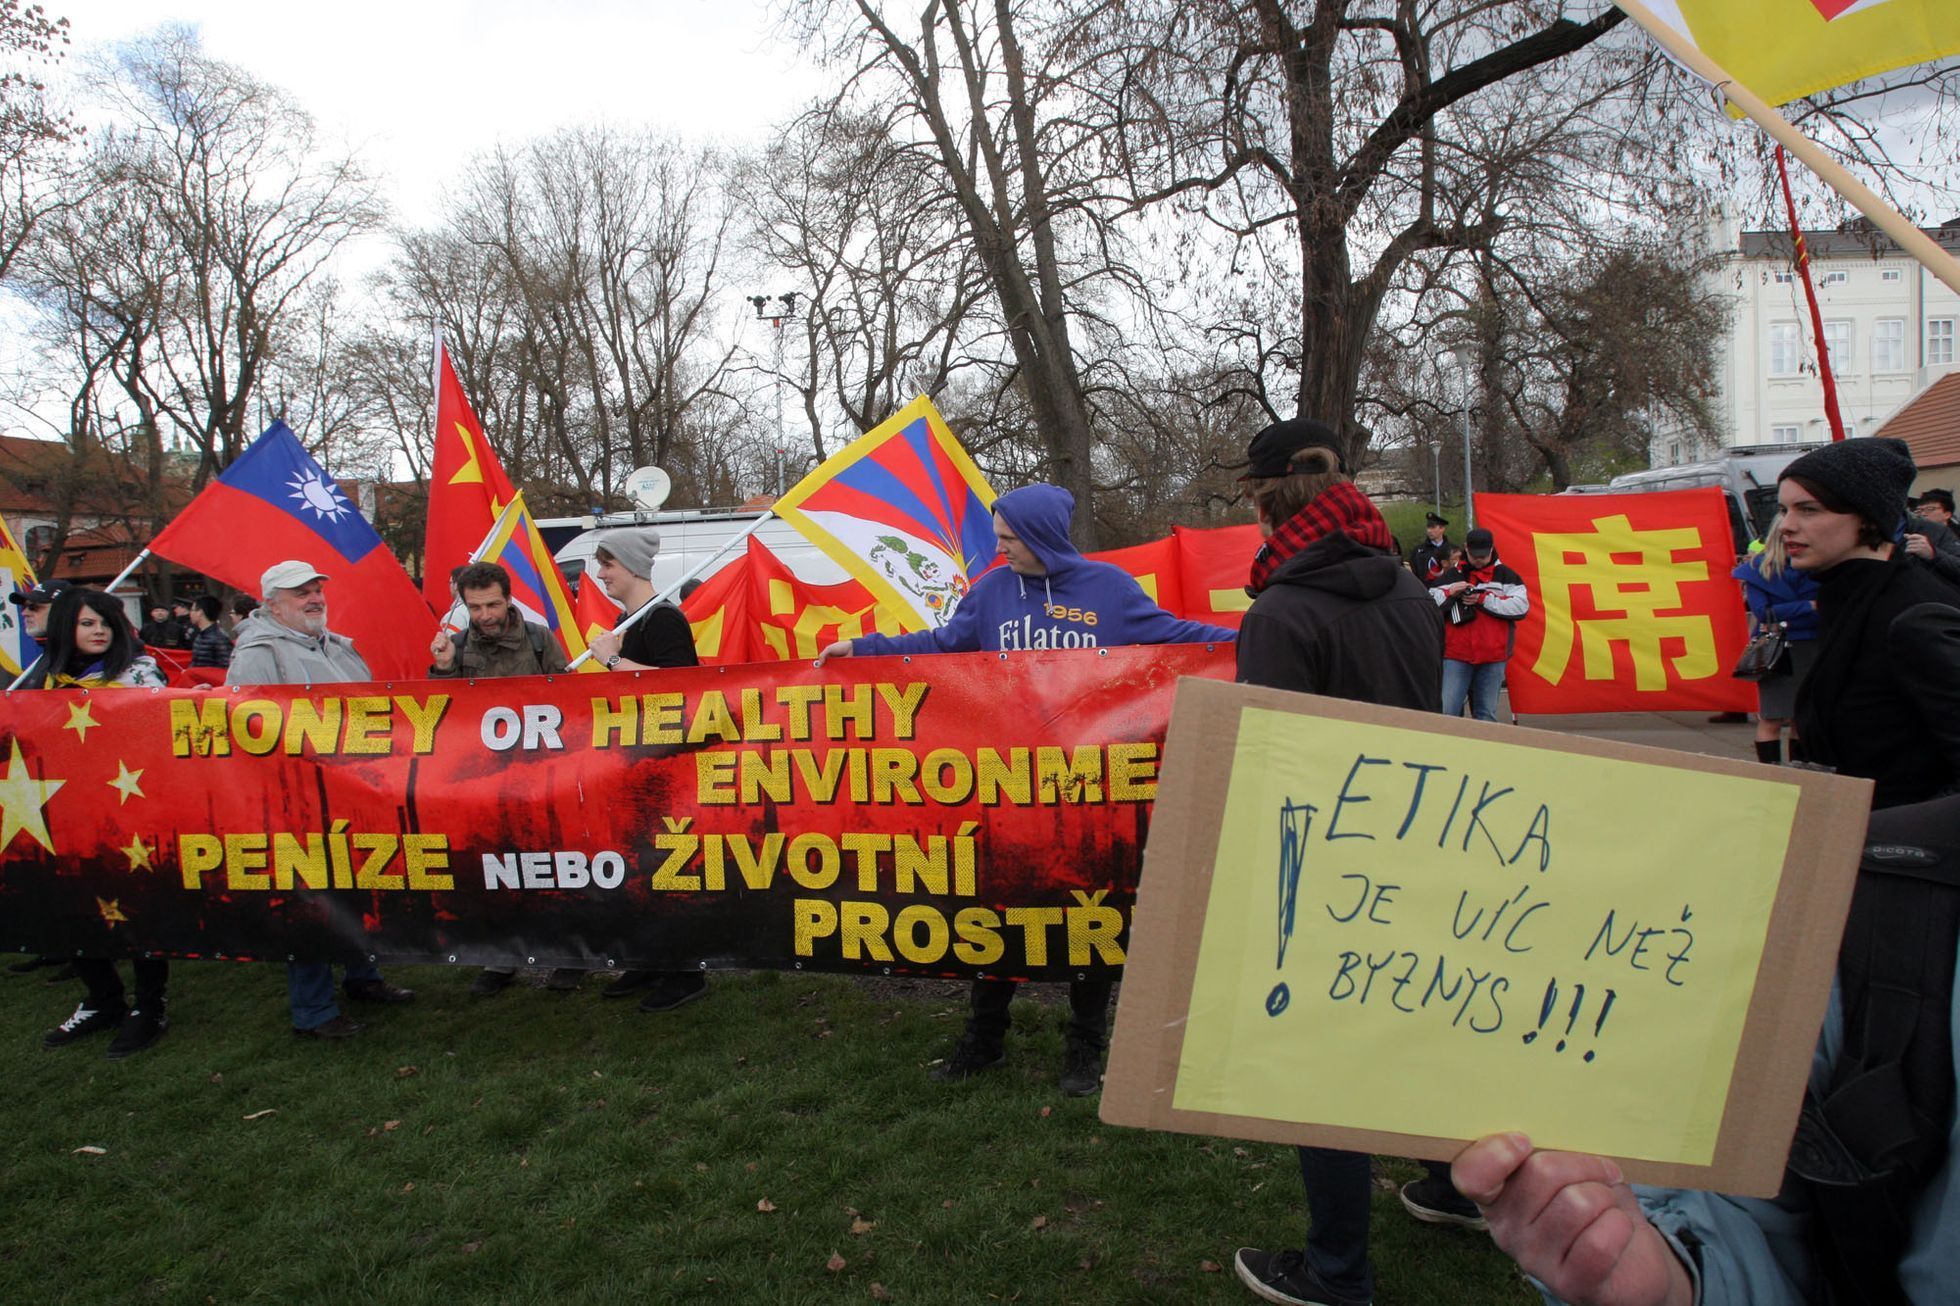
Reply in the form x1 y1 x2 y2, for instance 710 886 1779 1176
1476 489 1753 715
1624 0 1960 107
1171 524 1263 629
425 340 520 610
149 422 434 680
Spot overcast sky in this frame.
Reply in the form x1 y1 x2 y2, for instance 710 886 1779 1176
66 1 826 226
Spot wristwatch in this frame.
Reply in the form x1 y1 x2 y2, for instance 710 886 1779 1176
605 655 621 669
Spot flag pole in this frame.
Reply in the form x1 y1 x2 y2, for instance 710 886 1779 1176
1615 0 1960 297
566 511 776 669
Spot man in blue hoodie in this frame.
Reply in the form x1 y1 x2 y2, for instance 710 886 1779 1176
817 482 1234 1095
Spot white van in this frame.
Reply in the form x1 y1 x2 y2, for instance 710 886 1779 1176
542 508 850 597
1604 443 1826 553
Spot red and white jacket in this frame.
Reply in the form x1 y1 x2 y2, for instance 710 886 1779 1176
1429 558 1529 665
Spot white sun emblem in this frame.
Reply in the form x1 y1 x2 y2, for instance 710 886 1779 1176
286 471 350 522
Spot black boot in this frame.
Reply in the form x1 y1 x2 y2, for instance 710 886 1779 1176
1755 739 1782 765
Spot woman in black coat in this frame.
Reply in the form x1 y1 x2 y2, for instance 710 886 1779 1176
1778 439 1960 810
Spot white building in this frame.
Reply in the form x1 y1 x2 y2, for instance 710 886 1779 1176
1660 214 1960 464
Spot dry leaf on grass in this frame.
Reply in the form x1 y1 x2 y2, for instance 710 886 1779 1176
1039 1106 1052 1118
757 1197 778 1213
396 1066 418 1078
402 1182 415 1193
826 1252 847 1273
72 1145 106 1156
1031 1215 1048 1230
1200 1260 1222 1273
382 1120 402 1132
869 1283 891 1301
460 1241 482 1254
241 1109 276 1121
850 1216 875 1235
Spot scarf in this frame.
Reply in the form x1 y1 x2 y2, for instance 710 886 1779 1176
1248 481 1397 594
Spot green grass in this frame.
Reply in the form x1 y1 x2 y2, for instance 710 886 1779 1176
0 962 1535 1304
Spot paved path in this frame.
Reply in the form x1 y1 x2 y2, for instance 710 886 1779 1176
1508 703 1761 765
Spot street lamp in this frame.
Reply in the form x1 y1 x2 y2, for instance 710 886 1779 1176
750 292 802 494
1447 347 1476 530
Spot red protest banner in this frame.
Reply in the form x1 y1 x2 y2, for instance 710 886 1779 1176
1476 489 1754 714
0 645 1232 977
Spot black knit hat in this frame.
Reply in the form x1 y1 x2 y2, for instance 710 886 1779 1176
1779 438 1916 535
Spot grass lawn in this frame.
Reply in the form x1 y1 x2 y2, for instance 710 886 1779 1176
1 961 1537 1304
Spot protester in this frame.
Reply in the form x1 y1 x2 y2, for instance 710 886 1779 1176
1455 794 1959 1305
429 561 581 996
583 528 712 1012
138 604 180 648
1903 486 1960 587
226 593 256 631
817 483 1235 1096
228 561 415 1038
1408 511 1453 586
1778 438 1960 809
1431 526 1529 722
1225 418 1446 1306
1730 517 1818 766
28 588 173 1057
186 595 233 669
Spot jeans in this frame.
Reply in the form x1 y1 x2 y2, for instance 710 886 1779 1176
1296 1146 1374 1300
1441 659 1506 722
288 960 382 1030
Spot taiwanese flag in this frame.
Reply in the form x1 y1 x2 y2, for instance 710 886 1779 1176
149 422 434 680
1476 489 1753 715
424 339 520 610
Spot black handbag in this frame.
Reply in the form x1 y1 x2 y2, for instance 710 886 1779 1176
1733 622 1791 680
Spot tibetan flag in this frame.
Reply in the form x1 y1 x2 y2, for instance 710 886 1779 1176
475 492 599 672
1475 489 1753 715
770 396 997 633
0 507 37 676
148 421 433 680
425 340 520 609
1625 0 1960 107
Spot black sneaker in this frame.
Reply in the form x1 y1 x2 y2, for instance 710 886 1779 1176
293 1014 364 1039
601 969 656 999
637 973 707 1013
1398 1174 1488 1230
106 1006 169 1059
1233 1248 1370 1306
43 1001 127 1049
469 968 517 997
929 1034 1006 1083
343 978 415 1004
1059 1038 1103 1096
545 968 585 993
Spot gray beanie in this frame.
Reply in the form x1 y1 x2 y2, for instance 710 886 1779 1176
1779 437 1916 535
591 527 661 579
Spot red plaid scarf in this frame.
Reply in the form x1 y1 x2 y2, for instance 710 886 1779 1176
1248 481 1397 594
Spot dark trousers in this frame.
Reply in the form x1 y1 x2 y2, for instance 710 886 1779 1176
965 977 1113 1049
1297 1146 1373 1301
72 957 168 1010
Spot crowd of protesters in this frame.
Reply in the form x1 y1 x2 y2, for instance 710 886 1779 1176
6 425 1957 1306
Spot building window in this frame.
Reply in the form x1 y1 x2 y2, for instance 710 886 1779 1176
1931 319 1956 366
1770 424 1802 443
1773 269 1794 284
1823 319 1854 370
1821 270 1849 288
1882 268 1903 283
1842 422 1857 440
1873 318 1906 371
1769 322 1803 376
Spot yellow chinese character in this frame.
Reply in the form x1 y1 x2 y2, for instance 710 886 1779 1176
1531 514 1717 690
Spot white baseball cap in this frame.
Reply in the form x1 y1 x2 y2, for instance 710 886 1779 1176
260 560 330 596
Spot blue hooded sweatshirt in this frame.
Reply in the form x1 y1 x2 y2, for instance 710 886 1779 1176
852 484 1237 655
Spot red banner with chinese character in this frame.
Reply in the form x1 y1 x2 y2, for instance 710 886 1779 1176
0 646 1232 977
1475 490 1754 714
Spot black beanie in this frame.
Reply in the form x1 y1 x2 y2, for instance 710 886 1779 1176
1779 438 1916 535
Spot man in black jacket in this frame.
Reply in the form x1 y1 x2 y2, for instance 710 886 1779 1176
1228 418 1445 1306
1407 512 1453 587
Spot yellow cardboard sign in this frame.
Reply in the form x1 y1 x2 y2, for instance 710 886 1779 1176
1102 679 1873 1195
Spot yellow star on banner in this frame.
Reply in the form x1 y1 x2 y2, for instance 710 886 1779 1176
63 701 98 742
107 760 145 805
0 738 64 854
96 896 127 928
121 835 154 872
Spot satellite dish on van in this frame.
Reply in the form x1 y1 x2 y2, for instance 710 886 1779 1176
623 466 672 511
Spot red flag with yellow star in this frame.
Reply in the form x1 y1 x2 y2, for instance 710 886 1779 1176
424 339 521 610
